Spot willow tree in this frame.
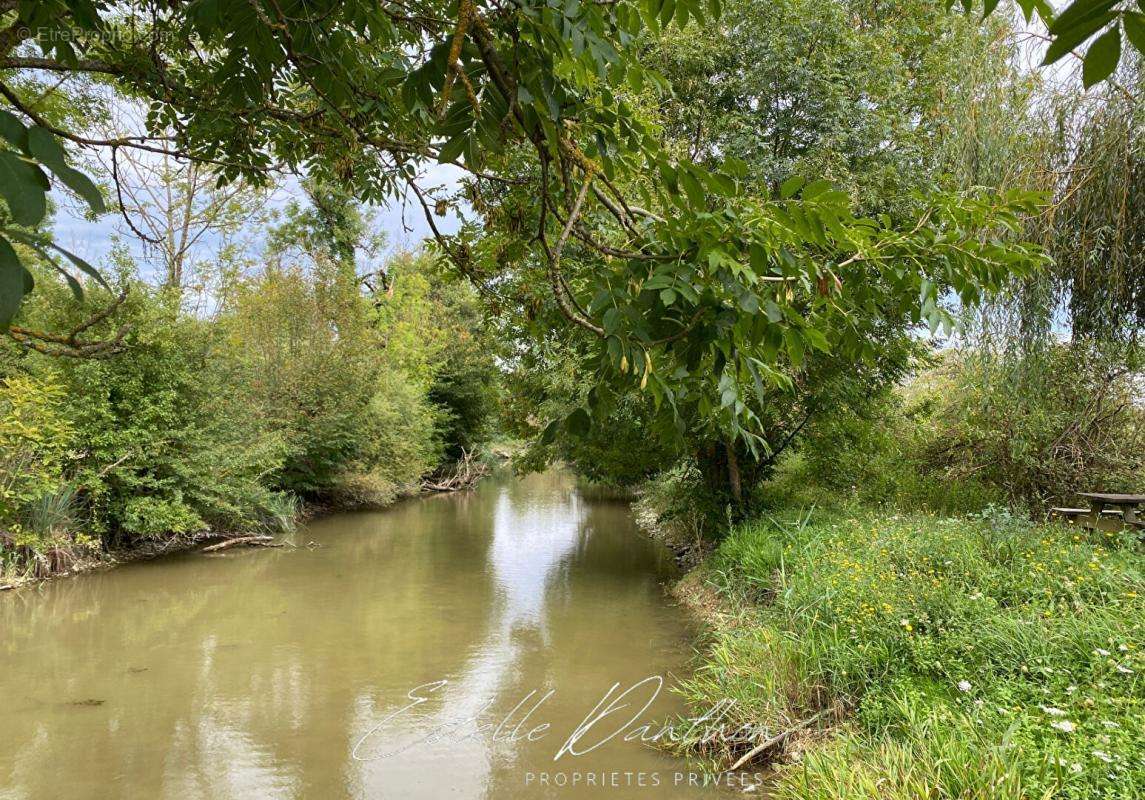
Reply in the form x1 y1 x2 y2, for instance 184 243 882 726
0 0 1137 484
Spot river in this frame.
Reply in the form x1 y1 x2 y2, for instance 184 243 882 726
0 471 739 799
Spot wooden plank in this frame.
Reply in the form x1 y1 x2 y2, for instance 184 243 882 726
1078 492 1145 504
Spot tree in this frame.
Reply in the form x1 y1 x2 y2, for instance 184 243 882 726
480 0 1042 505
0 0 1130 461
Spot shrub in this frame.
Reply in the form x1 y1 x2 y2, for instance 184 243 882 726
0 242 500 576
634 460 728 556
0 374 74 532
790 344 1143 516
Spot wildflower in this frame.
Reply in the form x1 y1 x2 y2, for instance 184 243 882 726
1093 751 1113 763
1069 763 1083 774
1094 648 1111 657
1050 720 1076 733
1101 720 1120 729
957 680 972 692
1117 644 1128 652
1114 664 1133 674
1040 706 1067 717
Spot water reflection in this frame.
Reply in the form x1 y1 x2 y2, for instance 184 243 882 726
0 472 726 799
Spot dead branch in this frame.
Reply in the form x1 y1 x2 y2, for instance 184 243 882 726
422 448 490 492
201 535 282 553
6 289 132 358
727 710 830 772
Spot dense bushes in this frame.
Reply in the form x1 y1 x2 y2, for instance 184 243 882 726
4 281 287 549
0 249 499 581
781 344 1143 516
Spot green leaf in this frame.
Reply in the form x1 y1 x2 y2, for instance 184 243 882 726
803 326 831 353
802 179 832 200
1049 0 1118 35
540 419 560 445
784 328 804 367
49 242 110 289
1042 9 1118 64
1082 24 1121 87
0 151 48 226
680 169 705 207
437 133 467 163
565 407 592 437
57 162 106 214
779 175 804 199
0 111 28 150
1123 12 1145 53
26 127 70 172
0 236 30 329
744 357 768 404
61 269 84 301
660 288 676 305
28 128 106 213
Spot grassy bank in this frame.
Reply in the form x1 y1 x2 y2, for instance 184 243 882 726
672 507 1143 799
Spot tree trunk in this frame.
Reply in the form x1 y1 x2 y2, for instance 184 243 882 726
725 438 742 507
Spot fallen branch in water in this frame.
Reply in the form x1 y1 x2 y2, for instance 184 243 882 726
422 448 489 492
201 535 282 553
727 710 829 772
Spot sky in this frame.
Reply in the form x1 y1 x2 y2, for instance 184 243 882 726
50 157 465 284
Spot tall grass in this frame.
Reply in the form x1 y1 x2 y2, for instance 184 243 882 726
674 507 1144 799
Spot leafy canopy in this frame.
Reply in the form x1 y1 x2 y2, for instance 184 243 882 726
0 0 1135 446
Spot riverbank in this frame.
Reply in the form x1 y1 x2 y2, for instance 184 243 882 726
0 446 519 591
669 507 1144 799
0 472 482 592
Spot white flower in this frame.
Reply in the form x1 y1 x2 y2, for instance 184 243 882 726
1069 763 1083 774
1095 648 1111 657
957 680 972 692
1118 644 1128 652
1115 664 1134 674
1101 720 1120 729
1040 706 1067 717
1065 685 1077 694
1051 720 1076 733
969 591 984 600
1093 751 1113 763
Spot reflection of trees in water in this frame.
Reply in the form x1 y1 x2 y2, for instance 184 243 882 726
0 471 695 800
0 490 500 799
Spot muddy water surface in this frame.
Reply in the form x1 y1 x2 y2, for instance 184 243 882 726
0 471 738 799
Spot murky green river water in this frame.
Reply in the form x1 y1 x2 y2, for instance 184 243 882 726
0 471 740 799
